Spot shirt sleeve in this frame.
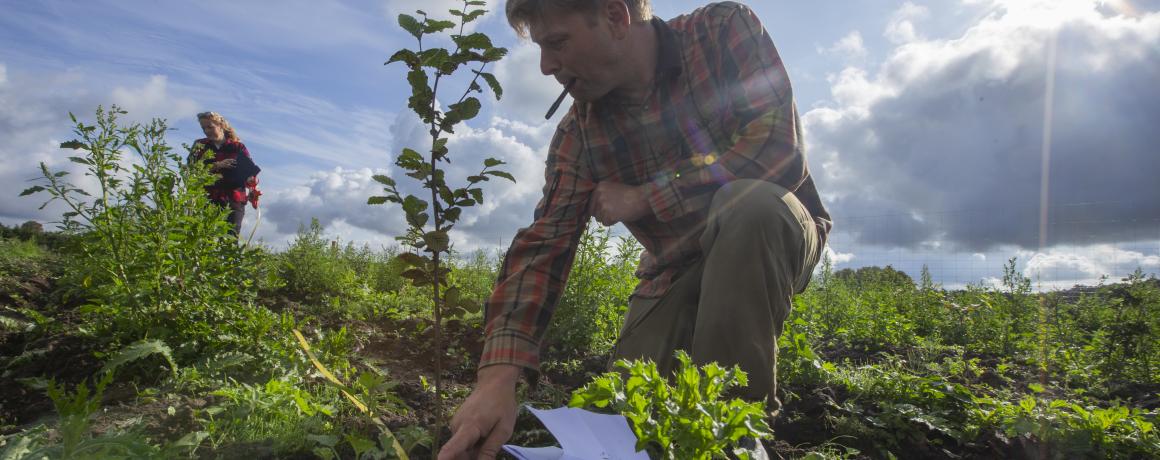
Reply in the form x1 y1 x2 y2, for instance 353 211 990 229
646 4 807 223
479 119 594 374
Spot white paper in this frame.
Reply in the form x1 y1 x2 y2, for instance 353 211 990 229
501 406 650 460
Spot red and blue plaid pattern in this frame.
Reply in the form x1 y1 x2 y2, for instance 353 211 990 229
481 2 832 372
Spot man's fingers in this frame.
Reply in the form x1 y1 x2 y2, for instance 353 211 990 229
476 418 513 460
438 424 481 460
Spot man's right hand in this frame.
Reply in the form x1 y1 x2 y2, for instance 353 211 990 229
438 364 521 460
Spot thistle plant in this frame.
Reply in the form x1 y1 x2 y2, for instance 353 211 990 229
370 0 509 453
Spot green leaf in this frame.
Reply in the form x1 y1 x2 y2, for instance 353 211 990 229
372 174 397 187
469 189 484 204
443 286 461 307
444 207 462 222
367 196 390 205
397 148 425 168
483 47 508 62
453 32 493 51
484 170 516 182
101 339 177 377
60 140 85 150
479 72 503 100
398 14 423 39
424 19 456 34
444 97 482 127
401 268 430 286
423 230 450 253
396 252 428 267
419 48 452 69
386 49 418 66
19 186 46 196
484 157 504 167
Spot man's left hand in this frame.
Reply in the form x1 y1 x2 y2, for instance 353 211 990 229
592 181 651 226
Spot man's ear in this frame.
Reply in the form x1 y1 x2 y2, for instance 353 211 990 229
602 0 632 39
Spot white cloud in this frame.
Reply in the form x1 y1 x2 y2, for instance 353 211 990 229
1021 244 1160 281
110 75 199 122
493 42 571 124
885 2 929 44
805 1 1160 251
824 245 856 265
820 31 868 60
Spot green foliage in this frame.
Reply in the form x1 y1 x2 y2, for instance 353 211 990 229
0 373 161 459
199 374 337 454
100 339 178 378
570 351 773 459
372 0 509 448
21 106 265 360
547 224 641 356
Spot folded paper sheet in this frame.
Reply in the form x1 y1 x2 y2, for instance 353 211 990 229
501 406 650 460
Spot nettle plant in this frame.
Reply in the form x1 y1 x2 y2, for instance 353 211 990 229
570 351 774 460
369 0 509 449
21 106 261 357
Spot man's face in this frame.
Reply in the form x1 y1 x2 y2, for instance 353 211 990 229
530 8 624 103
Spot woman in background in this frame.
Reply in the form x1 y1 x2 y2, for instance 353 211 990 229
189 112 260 236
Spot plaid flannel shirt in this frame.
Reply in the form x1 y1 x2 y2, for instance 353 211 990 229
481 2 832 373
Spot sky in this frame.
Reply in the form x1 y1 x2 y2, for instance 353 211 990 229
2 0 1158 289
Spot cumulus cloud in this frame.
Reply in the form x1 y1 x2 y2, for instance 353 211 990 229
111 75 199 122
263 166 405 236
805 0 1160 252
493 41 572 124
0 65 142 226
1020 244 1160 282
885 2 929 44
262 106 552 252
820 31 868 61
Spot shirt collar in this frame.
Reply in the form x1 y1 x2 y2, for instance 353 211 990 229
652 16 683 81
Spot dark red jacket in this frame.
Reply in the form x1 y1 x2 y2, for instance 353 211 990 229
188 139 261 204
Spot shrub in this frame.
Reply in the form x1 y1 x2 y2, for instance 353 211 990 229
570 351 773 459
21 106 265 360
546 224 641 357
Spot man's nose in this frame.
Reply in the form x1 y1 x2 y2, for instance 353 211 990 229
539 48 559 76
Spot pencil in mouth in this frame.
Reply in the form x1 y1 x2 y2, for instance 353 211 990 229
544 79 576 120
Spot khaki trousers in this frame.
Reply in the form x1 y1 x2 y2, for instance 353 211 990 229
610 179 821 408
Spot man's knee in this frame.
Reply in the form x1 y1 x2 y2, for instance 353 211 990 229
710 179 799 231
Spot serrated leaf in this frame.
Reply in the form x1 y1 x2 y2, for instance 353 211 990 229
423 230 450 253
401 268 430 286
398 14 422 39
484 157 504 167
372 174 396 187
443 287 461 307
396 252 428 267
444 207 462 222
424 19 456 34
479 72 503 100
459 299 482 313
484 170 516 182
483 47 508 62
386 49 418 66
19 186 46 196
453 32 492 51
101 339 177 377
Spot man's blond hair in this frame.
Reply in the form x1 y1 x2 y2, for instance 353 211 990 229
506 0 652 38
